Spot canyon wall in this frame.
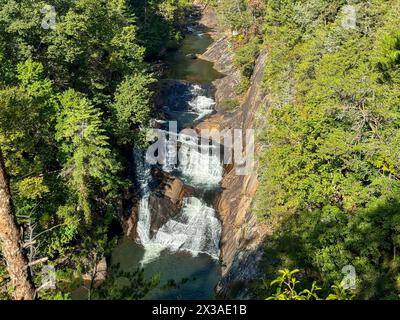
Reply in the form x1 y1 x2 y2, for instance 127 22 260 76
199 15 269 297
122 6 270 298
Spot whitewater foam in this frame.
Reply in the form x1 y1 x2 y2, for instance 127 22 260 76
139 197 221 265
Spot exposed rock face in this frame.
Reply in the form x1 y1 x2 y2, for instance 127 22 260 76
199 9 270 297
148 169 194 237
218 50 269 297
123 202 138 240
123 169 194 240
200 36 241 106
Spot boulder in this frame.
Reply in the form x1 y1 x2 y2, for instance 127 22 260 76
148 169 194 237
123 168 194 240
81 257 107 288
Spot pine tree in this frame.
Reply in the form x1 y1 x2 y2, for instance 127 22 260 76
0 148 35 300
56 89 123 222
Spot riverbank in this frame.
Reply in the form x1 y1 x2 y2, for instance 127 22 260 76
196 7 269 298
113 5 226 300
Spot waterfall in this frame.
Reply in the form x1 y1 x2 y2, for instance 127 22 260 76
154 197 221 258
188 84 215 121
133 149 152 244
160 131 223 188
162 138 178 173
133 79 222 266
134 147 222 265
140 197 221 265
179 144 223 188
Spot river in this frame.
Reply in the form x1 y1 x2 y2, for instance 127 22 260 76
110 17 226 300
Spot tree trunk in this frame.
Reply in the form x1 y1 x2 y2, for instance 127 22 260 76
0 148 35 300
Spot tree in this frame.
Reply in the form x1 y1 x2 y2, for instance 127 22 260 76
255 0 400 299
92 264 160 300
56 89 124 222
112 73 155 146
0 0 177 300
0 148 35 300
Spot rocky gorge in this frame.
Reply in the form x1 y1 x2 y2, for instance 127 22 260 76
198 9 270 297
119 6 269 298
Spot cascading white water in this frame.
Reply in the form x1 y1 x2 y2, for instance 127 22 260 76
154 197 221 257
162 137 178 173
133 149 152 244
161 131 223 188
140 197 221 265
134 80 222 266
135 138 222 264
179 144 223 187
188 84 215 120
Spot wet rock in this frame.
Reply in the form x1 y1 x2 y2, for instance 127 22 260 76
149 169 195 237
154 169 193 205
123 169 195 240
200 36 241 107
123 203 138 240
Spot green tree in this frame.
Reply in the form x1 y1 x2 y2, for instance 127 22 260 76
255 0 400 299
56 89 124 222
112 74 156 146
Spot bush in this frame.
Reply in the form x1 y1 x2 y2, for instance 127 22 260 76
234 77 251 94
220 99 240 110
234 38 260 78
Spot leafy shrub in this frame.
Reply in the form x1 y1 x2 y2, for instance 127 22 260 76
234 38 260 79
220 99 240 110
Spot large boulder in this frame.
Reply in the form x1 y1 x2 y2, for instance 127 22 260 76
148 169 194 237
123 169 194 240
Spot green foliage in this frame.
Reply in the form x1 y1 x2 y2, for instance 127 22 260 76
235 77 251 95
211 0 255 32
211 0 263 97
56 89 124 222
126 0 192 56
266 269 354 300
220 99 241 111
93 264 160 300
112 73 156 146
234 38 260 79
0 0 166 299
254 0 400 299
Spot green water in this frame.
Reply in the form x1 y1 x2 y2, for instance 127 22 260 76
112 238 221 300
110 25 224 300
164 31 224 83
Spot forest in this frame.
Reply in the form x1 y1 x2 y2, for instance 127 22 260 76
0 0 191 300
211 0 400 299
1 0 400 301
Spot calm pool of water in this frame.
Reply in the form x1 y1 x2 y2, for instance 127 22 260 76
164 30 224 83
112 238 221 300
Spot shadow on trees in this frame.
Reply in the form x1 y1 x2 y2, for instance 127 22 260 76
127 0 197 59
257 197 400 300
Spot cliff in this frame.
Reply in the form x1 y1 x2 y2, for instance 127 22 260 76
199 10 269 298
